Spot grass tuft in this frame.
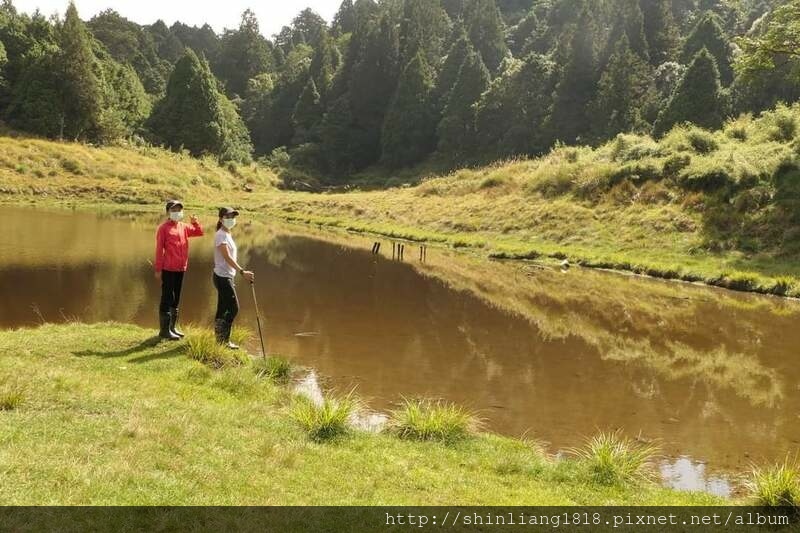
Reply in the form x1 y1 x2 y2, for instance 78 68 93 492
291 392 357 443
573 431 657 486
253 356 293 384
747 461 800 507
388 398 479 444
230 326 253 348
0 387 23 411
185 328 249 369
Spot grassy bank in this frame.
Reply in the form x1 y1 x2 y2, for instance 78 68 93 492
0 128 277 206
2 104 800 296
261 104 800 297
0 322 724 505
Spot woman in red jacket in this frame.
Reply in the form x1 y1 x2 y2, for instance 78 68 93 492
154 200 204 340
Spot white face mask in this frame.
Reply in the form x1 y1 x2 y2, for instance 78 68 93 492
222 218 237 229
169 211 184 222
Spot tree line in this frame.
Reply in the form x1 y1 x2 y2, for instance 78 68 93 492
0 0 797 182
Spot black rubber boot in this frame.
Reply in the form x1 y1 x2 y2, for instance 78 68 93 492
214 319 227 345
159 312 180 341
169 307 184 338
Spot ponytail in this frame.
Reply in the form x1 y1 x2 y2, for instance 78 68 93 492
216 220 223 231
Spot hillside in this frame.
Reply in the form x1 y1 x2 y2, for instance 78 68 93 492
2 103 800 296
0 128 276 205
265 103 800 296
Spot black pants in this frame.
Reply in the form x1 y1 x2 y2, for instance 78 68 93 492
213 274 239 323
160 271 184 313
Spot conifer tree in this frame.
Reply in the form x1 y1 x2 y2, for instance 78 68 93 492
475 53 557 158
437 47 490 157
59 2 102 140
332 0 357 36
399 0 449 68
465 0 509 73
546 8 598 145
215 9 273 97
381 52 437 168
347 13 400 168
148 49 252 162
641 0 680 65
433 27 471 111
508 8 539 57
603 0 649 65
309 29 339 101
293 77 323 144
681 11 733 85
591 36 654 139
653 48 729 136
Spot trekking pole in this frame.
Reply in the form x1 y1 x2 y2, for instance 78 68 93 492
250 281 267 361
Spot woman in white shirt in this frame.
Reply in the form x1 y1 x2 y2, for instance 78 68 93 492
213 207 254 349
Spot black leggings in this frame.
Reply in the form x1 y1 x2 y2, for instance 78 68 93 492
160 271 184 313
213 274 239 323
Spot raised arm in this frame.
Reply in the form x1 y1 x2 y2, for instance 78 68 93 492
186 215 204 237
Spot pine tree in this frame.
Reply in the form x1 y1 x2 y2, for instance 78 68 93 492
546 8 599 145
508 8 539 57
293 78 323 144
437 47 490 157
381 52 437 168
332 0 357 36
309 29 339 101
602 0 649 65
215 9 273 97
347 13 400 168
291 8 327 49
475 53 557 158
465 0 509 73
399 0 450 68
653 48 729 137
94 58 150 142
681 11 733 85
148 49 252 162
6 50 63 137
591 36 654 140
59 2 102 140
320 94 356 176
433 27 471 112
641 0 680 65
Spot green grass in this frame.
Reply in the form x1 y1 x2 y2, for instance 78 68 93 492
747 461 800 507
291 392 358 443
0 322 727 505
573 431 658 487
0 386 23 411
253 356 294 384
184 327 249 368
389 399 479 444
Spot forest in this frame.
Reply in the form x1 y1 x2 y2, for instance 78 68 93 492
0 0 797 185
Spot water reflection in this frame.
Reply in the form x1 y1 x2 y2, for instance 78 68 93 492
661 457 733 498
1 206 799 490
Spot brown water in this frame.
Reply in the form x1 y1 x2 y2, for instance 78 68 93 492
2 206 800 496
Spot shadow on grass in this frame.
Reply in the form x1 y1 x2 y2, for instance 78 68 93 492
72 336 184 363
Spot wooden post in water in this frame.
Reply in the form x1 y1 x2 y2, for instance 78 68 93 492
392 242 396 260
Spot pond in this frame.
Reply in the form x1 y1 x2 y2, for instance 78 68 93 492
2 205 799 497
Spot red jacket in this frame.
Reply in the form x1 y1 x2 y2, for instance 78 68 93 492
154 220 204 273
